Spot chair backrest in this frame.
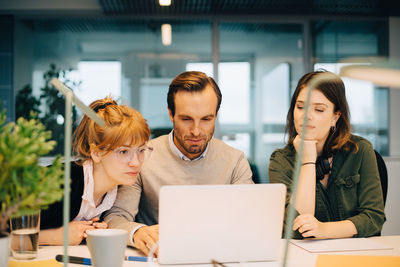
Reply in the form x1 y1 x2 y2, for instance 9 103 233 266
249 162 261 183
374 150 388 206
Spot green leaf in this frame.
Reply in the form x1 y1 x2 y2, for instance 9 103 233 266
0 109 64 233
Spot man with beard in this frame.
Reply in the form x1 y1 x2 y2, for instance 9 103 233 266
104 71 253 256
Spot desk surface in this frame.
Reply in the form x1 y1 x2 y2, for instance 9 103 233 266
11 235 400 267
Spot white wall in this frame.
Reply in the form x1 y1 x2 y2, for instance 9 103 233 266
381 17 400 236
389 17 400 156
382 157 400 235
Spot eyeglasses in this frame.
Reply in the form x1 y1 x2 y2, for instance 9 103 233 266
113 146 153 163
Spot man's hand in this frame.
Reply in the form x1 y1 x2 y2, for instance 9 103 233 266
133 225 159 256
293 214 326 239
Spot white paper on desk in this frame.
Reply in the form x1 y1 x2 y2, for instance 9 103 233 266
290 238 393 253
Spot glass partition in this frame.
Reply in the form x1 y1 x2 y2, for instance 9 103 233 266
15 17 390 180
218 22 304 182
313 20 389 155
25 19 212 140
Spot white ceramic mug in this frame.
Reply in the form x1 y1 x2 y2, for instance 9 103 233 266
86 229 128 267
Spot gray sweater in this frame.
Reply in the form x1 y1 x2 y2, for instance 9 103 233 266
103 134 253 246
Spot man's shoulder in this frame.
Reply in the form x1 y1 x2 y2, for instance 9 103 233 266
149 134 169 147
209 137 244 157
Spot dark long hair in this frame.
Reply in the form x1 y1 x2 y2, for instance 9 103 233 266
286 70 357 156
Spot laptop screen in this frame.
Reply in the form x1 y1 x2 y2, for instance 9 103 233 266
158 184 286 264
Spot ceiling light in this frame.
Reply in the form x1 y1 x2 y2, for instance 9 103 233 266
161 24 172 46
159 0 171 6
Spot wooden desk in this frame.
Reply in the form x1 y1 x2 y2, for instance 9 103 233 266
11 236 400 267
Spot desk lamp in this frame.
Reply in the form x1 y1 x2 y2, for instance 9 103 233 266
340 61 400 88
281 72 339 267
50 78 105 266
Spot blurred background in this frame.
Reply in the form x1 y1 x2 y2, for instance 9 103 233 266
0 0 399 189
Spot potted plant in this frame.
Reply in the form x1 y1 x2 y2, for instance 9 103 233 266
15 63 79 155
15 84 41 119
0 108 64 264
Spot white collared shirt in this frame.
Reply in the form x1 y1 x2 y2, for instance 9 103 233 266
73 160 118 221
168 130 209 161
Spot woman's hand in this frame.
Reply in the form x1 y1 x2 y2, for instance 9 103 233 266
39 220 95 246
293 215 358 239
91 217 108 229
293 135 317 163
293 214 326 239
67 221 96 245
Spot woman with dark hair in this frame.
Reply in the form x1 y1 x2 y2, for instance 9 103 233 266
269 70 385 239
39 97 152 245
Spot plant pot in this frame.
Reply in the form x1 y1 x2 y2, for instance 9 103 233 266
0 232 10 267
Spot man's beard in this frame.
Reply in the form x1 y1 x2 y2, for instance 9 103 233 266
174 130 213 156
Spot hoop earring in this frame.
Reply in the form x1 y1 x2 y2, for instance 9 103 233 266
331 125 336 132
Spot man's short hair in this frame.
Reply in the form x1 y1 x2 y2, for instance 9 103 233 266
167 71 222 117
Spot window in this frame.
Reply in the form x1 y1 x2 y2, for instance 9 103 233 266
69 61 121 106
314 63 389 154
313 20 389 155
140 78 172 129
186 62 213 77
262 63 290 124
186 62 250 124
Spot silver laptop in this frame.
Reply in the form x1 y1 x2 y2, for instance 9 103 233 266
158 184 286 265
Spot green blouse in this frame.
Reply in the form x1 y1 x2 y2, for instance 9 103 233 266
268 135 385 238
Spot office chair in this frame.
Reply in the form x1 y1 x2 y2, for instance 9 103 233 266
374 150 388 206
249 162 261 184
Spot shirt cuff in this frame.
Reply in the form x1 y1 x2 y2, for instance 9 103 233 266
130 225 144 247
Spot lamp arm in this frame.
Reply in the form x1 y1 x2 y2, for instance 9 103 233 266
50 78 105 126
49 78 106 266
281 73 338 267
